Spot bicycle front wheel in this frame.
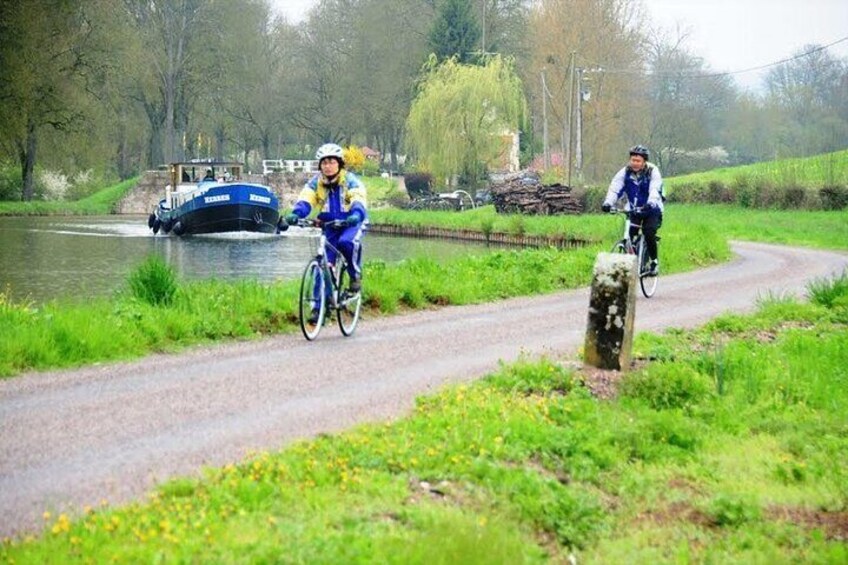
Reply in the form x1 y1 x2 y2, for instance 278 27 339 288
299 259 327 340
637 237 658 298
335 261 362 337
611 240 628 254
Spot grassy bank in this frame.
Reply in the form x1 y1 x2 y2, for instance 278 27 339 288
0 178 139 216
372 204 848 250
4 275 846 562
0 201 738 378
5 202 848 378
664 150 848 210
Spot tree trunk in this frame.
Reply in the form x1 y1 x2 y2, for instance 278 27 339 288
164 74 176 163
261 132 271 162
148 122 164 169
215 124 226 161
20 118 37 201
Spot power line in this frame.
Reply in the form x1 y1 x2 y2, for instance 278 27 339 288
697 35 848 77
588 35 848 79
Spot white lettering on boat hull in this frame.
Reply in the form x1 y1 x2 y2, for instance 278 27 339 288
204 195 230 203
249 194 271 204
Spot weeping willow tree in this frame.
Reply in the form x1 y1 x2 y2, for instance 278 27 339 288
406 54 526 190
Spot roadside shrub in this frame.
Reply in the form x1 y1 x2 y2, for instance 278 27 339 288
39 169 69 201
405 172 433 199
808 271 848 310
65 169 109 201
707 180 732 203
361 158 380 176
753 180 780 208
780 185 807 209
0 163 21 201
620 363 714 410
128 255 178 306
735 183 756 208
819 185 848 210
343 145 366 173
575 185 605 211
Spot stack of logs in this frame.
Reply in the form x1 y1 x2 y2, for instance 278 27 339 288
490 171 583 215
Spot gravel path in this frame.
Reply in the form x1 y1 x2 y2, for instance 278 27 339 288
1 241 845 538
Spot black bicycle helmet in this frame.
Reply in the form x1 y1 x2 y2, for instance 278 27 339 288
629 145 649 161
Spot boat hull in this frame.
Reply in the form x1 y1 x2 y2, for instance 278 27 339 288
154 183 281 236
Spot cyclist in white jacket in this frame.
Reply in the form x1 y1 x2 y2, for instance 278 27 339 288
602 145 664 275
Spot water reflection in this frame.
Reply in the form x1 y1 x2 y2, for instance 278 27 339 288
0 215 488 304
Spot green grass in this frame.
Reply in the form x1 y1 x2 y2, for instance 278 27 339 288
363 174 407 208
665 150 848 210
667 150 848 190
4 274 846 562
0 207 732 377
4 201 848 377
0 177 139 216
373 204 848 250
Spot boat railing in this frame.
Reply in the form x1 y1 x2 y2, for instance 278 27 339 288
262 159 319 174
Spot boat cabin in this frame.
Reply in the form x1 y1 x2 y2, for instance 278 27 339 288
169 161 243 189
165 161 244 209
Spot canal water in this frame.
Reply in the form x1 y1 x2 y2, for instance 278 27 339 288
0 216 488 304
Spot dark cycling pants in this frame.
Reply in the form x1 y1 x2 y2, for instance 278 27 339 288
630 212 663 261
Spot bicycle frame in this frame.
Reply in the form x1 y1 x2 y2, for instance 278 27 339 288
292 218 363 339
609 207 658 298
301 219 345 302
614 208 643 254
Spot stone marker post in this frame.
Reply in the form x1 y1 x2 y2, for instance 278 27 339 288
584 252 638 371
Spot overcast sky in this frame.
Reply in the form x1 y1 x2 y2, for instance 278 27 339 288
267 0 848 91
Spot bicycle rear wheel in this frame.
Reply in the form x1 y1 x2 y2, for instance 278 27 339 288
335 260 362 336
299 259 326 340
611 240 628 254
637 237 658 298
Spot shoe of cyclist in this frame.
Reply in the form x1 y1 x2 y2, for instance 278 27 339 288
307 308 321 325
349 275 362 294
647 259 659 276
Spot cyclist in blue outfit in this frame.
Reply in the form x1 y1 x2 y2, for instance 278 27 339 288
602 145 664 276
285 143 368 298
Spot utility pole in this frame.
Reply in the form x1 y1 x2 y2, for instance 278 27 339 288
480 0 486 54
566 51 576 187
575 67 584 179
541 70 550 170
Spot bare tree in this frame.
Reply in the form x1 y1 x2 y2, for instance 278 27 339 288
123 0 211 165
645 28 735 174
525 0 645 183
764 45 848 156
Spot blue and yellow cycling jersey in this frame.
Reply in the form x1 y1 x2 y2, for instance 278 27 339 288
291 170 367 223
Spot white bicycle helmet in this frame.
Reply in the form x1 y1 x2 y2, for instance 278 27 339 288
315 143 345 167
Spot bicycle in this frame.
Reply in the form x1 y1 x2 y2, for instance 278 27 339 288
288 218 363 340
609 207 659 298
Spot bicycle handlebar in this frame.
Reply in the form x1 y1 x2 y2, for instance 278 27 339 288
288 218 348 229
607 206 647 215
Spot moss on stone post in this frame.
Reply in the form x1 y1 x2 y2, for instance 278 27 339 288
584 252 638 371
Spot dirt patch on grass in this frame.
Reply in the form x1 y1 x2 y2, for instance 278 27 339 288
571 359 649 400
638 501 715 529
767 506 848 540
667 476 707 496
